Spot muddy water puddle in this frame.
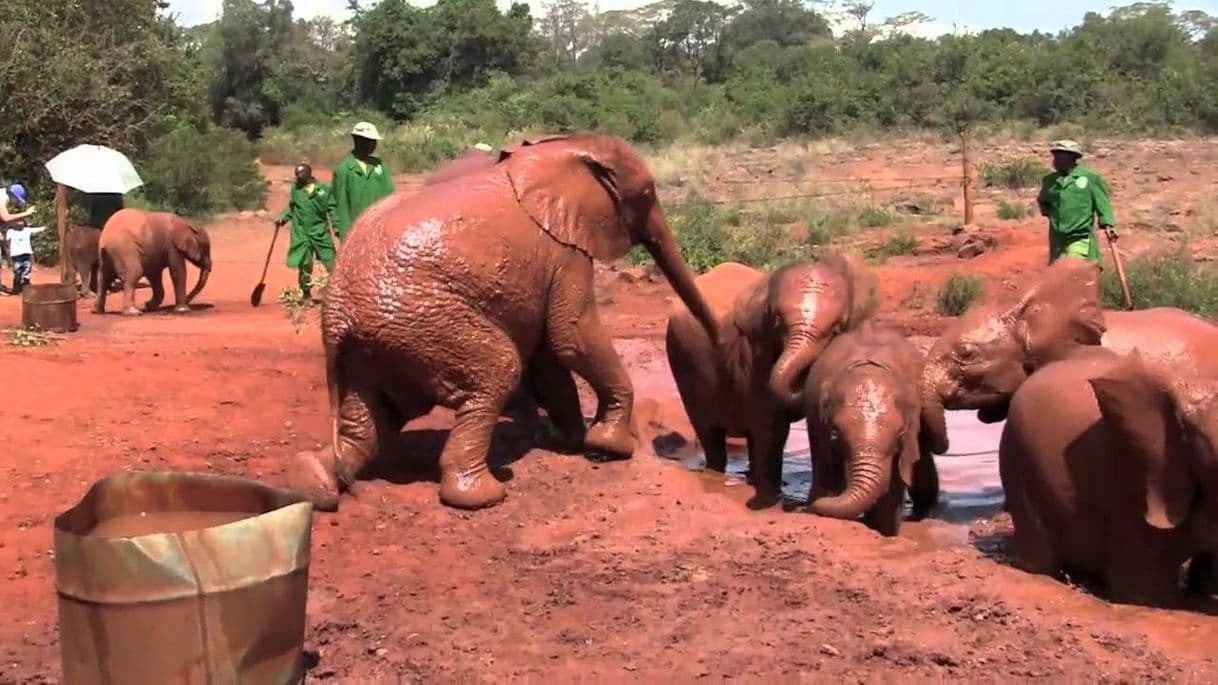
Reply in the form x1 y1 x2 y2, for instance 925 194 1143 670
89 510 252 538
654 410 1005 550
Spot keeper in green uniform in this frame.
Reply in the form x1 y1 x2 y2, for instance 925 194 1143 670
276 163 336 302
331 121 394 241
1036 140 1118 267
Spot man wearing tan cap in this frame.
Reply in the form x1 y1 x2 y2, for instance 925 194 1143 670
1036 140 1117 267
331 121 394 241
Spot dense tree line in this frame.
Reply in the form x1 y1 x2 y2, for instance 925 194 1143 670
2 0 1216 217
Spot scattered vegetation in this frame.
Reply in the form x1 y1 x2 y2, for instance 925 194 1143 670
936 275 984 316
6 325 61 347
867 230 918 263
278 270 331 332
980 158 1051 190
1102 250 1218 317
997 201 1031 220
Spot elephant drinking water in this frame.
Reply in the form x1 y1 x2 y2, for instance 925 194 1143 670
291 133 722 512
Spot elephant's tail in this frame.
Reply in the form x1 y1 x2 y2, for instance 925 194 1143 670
324 336 344 454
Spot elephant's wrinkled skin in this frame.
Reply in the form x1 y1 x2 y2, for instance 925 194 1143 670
921 256 1218 455
93 209 212 316
665 253 876 506
1000 348 1218 607
296 133 721 511
804 323 939 536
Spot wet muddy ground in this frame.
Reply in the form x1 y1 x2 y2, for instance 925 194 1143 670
2 140 1217 681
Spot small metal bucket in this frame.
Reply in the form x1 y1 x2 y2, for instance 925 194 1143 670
21 283 79 333
53 471 314 684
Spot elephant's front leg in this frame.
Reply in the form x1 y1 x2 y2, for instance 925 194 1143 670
144 268 166 312
546 271 635 458
526 345 587 452
168 255 189 312
908 447 941 519
746 419 789 509
92 256 116 314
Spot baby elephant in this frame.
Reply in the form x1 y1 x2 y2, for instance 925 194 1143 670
666 252 877 507
1002 347 1218 606
804 322 938 536
94 208 212 316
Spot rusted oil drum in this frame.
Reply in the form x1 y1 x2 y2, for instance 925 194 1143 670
53 471 313 684
21 283 79 333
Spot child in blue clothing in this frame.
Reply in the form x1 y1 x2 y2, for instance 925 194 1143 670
4 222 47 294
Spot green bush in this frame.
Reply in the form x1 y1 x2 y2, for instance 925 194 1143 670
667 196 729 273
937 275 984 316
997 200 1031 220
857 204 894 228
140 126 268 218
980 158 1050 190
868 230 918 262
1101 250 1218 317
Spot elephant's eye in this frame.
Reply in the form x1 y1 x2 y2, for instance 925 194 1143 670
828 428 840 442
955 344 982 363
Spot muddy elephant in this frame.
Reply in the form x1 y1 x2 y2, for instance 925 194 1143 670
664 254 877 506
920 256 1218 456
93 208 212 316
291 133 722 512
1000 347 1218 606
66 225 102 298
804 323 938 536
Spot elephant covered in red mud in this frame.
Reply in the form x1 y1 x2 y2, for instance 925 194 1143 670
290 133 721 512
664 253 878 507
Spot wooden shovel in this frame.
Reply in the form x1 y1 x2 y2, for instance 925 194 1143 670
250 222 280 307
1104 229 1134 310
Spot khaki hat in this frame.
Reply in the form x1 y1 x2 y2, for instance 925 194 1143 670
1049 140 1083 157
473 143 492 152
350 121 382 141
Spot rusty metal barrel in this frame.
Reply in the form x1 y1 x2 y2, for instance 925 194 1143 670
53 471 314 684
21 283 79 333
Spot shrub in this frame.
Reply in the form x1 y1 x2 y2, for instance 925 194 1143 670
666 196 729 273
868 230 917 262
1101 250 1218 317
937 275 984 316
140 126 268 218
997 200 1031 220
979 158 1049 189
857 204 894 228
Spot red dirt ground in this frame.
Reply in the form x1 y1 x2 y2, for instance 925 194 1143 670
2 141 1217 682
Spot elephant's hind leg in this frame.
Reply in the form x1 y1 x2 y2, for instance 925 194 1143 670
527 346 587 452
746 420 789 509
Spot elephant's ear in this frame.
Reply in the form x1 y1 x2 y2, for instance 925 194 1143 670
1008 258 1106 370
502 143 632 262
172 218 207 259
1089 351 1196 530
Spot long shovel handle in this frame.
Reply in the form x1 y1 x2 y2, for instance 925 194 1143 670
259 222 281 286
1104 230 1134 310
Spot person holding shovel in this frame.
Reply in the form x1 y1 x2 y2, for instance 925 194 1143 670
1037 140 1118 267
331 121 394 242
275 163 336 305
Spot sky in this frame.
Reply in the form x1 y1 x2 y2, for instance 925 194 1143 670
168 0 1218 36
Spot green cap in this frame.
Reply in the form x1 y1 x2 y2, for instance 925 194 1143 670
1049 140 1083 157
351 121 383 141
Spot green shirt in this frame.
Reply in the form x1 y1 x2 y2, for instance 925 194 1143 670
280 182 336 240
331 153 393 239
1037 165 1116 242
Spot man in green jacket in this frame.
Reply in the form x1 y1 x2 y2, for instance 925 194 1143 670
1036 140 1118 267
331 121 394 241
276 163 337 303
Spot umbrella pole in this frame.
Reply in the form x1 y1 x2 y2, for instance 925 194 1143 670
56 183 71 286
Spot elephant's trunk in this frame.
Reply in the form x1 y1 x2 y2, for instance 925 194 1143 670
809 449 890 520
919 362 951 455
769 330 822 412
643 205 721 345
186 258 211 304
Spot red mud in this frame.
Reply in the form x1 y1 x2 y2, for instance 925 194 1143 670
1 146 1217 681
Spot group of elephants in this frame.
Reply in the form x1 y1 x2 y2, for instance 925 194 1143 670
78 131 1187 610
65 209 212 315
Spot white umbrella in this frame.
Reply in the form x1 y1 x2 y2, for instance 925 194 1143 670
44 144 144 195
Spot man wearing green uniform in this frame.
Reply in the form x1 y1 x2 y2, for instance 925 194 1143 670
276 163 336 303
1037 140 1118 267
331 121 394 241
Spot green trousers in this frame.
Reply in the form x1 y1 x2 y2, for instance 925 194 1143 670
287 236 336 294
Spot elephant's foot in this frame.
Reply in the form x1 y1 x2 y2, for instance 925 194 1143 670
438 467 506 510
122 307 142 317
91 305 105 315
585 420 637 460
287 449 341 512
173 305 190 314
